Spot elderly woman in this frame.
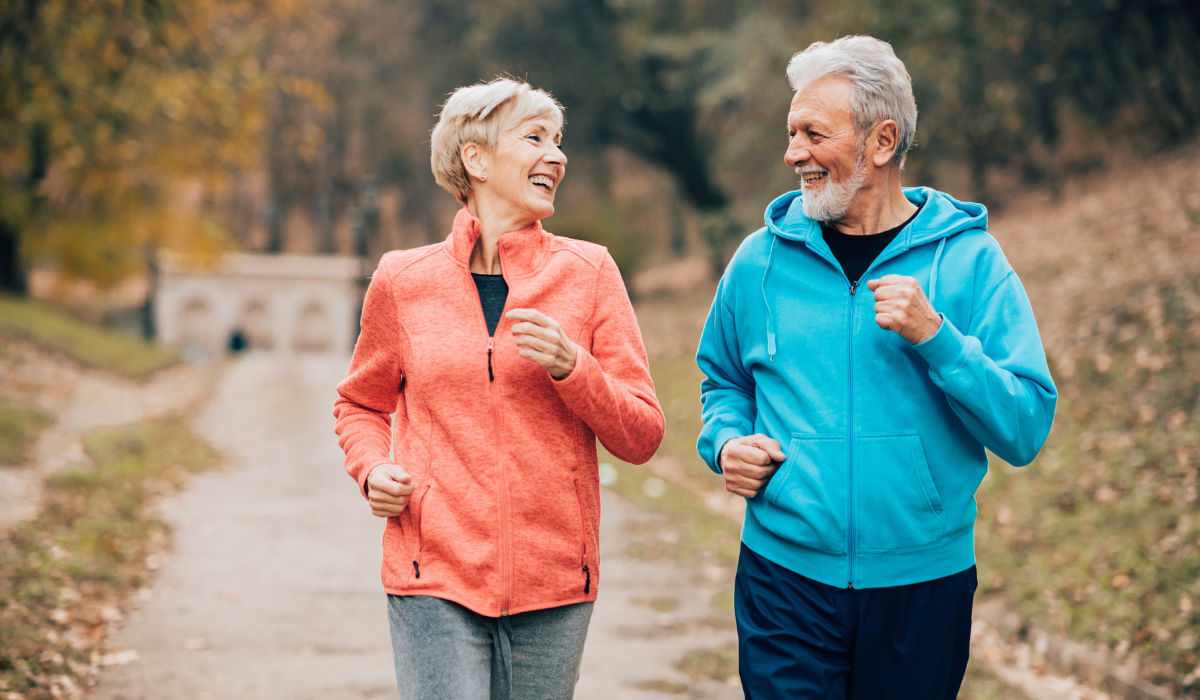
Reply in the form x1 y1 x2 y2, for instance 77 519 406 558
333 78 664 699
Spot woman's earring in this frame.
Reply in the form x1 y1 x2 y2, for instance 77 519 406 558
480 173 487 181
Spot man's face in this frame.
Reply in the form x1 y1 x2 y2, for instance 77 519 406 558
785 76 866 222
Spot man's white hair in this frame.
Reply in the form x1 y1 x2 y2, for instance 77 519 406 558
787 36 917 168
431 78 564 203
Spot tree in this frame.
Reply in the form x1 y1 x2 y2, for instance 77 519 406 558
0 0 323 296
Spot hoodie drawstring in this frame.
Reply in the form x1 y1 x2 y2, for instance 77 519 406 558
762 236 777 361
928 238 947 305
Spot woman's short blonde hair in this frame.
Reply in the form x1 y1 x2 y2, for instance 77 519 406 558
430 78 565 203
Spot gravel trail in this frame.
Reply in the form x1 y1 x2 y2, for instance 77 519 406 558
93 353 741 700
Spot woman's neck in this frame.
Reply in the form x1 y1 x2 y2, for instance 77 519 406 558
466 195 537 275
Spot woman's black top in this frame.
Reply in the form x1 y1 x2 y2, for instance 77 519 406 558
472 273 509 337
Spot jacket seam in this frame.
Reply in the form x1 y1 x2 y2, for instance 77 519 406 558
970 270 1014 322
574 255 608 344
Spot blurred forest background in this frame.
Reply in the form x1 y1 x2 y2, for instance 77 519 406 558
2 0 1199 302
3 1 1200 697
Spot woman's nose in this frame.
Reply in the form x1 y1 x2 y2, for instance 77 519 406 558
545 144 567 167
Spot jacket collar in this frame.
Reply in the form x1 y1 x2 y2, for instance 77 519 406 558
444 207 550 278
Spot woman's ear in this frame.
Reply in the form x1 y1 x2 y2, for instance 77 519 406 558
461 143 489 182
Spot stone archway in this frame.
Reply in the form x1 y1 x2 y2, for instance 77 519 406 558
238 298 274 350
293 300 331 353
178 297 215 359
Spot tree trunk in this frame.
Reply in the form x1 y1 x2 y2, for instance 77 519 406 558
0 221 26 295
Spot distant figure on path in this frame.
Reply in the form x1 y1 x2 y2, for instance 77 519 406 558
695 36 1058 699
333 78 664 700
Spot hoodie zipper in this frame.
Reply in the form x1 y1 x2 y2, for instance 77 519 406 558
800 242 907 589
847 280 857 588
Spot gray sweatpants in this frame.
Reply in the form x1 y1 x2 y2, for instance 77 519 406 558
387 595 593 700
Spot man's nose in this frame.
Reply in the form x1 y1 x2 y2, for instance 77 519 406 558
785 138 810 168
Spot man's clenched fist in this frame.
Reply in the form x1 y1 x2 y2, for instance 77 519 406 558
720 435 787 499
366 463 415 518
866 274 942 345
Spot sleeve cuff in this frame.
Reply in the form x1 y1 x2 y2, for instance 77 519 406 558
912 315 969 377
359 461 392 499
712 427 745 474
550 342 596 404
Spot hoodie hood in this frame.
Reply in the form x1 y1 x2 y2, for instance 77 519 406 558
758 187 988 359
764 186 987 247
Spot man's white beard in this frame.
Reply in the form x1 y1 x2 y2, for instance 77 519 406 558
801 156 867 222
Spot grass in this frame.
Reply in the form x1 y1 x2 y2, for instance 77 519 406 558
957 664 1018 700
975 277 1200 696
0 402 54 466
678 643 738 682
0 295 177 378
0 419 221 699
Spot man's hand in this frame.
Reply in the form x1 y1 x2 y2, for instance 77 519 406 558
720 435 786 498
366 463 414 518
866 275 942 345
506 308 577 379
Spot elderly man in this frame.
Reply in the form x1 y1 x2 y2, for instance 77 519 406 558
696 36 1057 699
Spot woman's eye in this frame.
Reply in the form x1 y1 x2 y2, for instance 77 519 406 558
527 134 541 143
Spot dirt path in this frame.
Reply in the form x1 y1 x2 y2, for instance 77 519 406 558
0 340 214 530
92 353 742 700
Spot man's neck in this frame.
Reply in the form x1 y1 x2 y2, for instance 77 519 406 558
828 168 917 236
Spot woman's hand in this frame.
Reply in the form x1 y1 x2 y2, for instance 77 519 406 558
506 308 577 379
366 463 414 517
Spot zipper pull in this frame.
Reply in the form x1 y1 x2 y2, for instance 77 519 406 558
583 565 591 594
850 281 859 296
848 582 854 589
487 337 494 382
413 561 420 579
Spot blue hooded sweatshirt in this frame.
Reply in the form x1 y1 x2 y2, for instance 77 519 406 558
697 187 1057 589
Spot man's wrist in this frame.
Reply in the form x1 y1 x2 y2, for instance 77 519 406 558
714 428 745 473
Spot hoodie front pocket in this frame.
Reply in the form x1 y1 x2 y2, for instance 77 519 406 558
856 432 945 553
760 434 847 555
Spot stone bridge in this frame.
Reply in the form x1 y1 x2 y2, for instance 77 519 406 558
155 253 365 359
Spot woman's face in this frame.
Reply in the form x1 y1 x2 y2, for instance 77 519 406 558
480 116 566 224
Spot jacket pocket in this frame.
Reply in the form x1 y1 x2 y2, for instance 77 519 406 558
572 476 591 594
760 434 847 555
410 482 434 580
856 431 945 552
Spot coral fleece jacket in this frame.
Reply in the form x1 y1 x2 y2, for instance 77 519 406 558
334 208 664 617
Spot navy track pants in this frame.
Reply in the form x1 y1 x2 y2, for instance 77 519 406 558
735 544 977 700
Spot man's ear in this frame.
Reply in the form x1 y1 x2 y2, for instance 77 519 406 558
870 120 900 168
461 142 489 181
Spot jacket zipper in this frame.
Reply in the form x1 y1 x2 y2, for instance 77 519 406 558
573 477 591 594
487 337 495 381
412 482 433 578
491 360 511 614
472 267 514 616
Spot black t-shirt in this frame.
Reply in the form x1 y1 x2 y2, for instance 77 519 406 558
821 205 922 286
472 273 509 336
